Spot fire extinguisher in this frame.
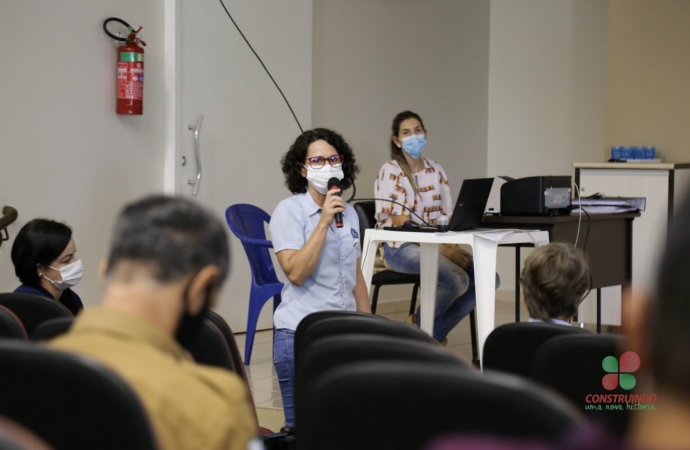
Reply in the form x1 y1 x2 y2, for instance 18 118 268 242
103 18 146 115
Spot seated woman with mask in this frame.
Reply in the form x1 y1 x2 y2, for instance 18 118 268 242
375 110 498 345
11 219 84 315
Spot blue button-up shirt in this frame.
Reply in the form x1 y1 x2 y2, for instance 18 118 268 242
270 192 360 330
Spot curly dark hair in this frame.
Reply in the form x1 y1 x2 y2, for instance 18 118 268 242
280 128 360 194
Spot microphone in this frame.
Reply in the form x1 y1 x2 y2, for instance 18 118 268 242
328 177 344 228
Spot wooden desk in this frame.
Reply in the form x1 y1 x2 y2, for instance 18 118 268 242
482 212 639 331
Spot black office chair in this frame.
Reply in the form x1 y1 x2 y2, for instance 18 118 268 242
0 340 158 450
0 306 27 340
299 361 581 450
294 311 436 371
205 309 246 376
0 294 72 336
29 317 74 342
295 334 472 428
188 320 236 370
483 322 590 378
187 313 285 438
531 334 631 435
353 201 420 315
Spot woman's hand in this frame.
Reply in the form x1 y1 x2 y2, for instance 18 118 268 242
318 188 345 227
441 244 472 269
276 189 344 286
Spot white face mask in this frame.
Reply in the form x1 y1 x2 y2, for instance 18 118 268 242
43 259 84 290
304 165 345 195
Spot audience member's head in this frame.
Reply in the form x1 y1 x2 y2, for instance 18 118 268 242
621 190 690 449
49 196 257 450
635 190 690 400
102 195 229 347
280 128 359 194
521 242 590 323
11 219 81 289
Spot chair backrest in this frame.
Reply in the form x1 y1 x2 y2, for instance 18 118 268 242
0 294 72 336
483 322 590 378
0 306 27 340
188 320 235 370
0 416 53 450
205 309 246 374
299 361 581 450
296 334 470 427
30 317 74 342
294 311 436 371
352 201 376 248
225 204 280 286
0 340 158 450
531 334 631 435
187 315 262 431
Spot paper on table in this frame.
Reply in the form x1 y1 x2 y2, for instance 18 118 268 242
572 206 638 214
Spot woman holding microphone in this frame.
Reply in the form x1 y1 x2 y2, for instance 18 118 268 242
270 128 370 428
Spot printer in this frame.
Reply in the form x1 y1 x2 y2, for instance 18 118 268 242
500 176 572 216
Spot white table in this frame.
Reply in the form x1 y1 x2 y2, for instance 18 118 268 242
360 228 550 365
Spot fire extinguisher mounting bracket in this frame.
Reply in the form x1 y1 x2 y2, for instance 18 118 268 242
103 17 133 42
103 17 145 46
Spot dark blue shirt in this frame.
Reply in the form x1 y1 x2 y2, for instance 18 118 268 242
13 284 83 315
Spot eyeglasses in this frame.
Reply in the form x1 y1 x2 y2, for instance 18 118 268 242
305 155 344 169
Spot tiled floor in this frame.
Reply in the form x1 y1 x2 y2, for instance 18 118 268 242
234 291 534 431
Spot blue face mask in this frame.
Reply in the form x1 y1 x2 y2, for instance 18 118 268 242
400 134 426 159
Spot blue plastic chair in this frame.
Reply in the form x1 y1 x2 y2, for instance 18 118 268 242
225 204 283 365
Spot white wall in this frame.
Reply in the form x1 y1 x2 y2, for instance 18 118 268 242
487 0 610 292
313 0 490 303
173 0 313 332
0 0 313 334
313 0 490 201
0 1 166 304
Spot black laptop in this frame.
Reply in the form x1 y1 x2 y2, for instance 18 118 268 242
383 177 494 232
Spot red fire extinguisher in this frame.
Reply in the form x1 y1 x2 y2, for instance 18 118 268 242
103 18 146 115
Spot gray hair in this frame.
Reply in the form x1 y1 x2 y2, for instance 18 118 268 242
106 195 229 284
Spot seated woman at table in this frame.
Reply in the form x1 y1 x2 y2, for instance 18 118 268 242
375 110 498 345
11 218 84 315
270 128 371 428
522 242 590 325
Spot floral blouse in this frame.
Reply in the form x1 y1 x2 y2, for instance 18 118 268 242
374 157 453 248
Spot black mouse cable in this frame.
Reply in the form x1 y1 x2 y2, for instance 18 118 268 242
352 198 432 226
354 197 431 275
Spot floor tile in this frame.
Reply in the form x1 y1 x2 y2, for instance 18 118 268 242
250 376 281 393
256 397 284 409
256 407 285 433
244 361 276 381
251 389 282 404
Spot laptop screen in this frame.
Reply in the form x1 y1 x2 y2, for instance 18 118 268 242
448 178 494 231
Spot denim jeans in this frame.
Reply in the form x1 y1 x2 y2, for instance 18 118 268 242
273 328 296 427
384 243 499 341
